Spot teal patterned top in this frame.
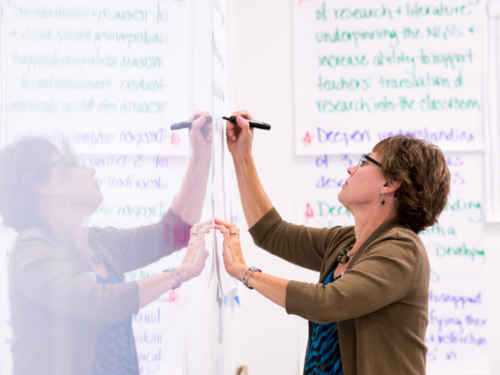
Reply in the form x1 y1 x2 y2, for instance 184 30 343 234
304 266 343 375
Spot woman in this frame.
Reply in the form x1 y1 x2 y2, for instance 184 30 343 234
215 111 450 375
0 113 212 375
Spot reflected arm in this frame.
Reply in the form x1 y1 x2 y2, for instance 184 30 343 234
170 113 212 225
169 155 211 225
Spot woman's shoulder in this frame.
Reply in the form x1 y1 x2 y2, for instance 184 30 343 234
371 225 427 260
12 227 52 249
381 223 420 237
326 224 355 244
9 228 59 268
385 225 424 245
88 225 118 242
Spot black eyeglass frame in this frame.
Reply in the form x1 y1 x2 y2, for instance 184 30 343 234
357 153 382 168
47 157 66 169
46 142 82 171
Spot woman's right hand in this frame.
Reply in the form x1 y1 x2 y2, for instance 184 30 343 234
225 110 255 159
214 218 248 281
176 221 211 282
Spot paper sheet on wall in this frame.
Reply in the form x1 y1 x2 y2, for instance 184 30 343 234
484 0 500 222
292 0 486 155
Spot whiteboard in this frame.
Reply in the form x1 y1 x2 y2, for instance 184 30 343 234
0 0 224 374
292 0 485 155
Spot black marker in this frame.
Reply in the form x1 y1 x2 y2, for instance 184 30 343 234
222 116 271 130
170 116 213 130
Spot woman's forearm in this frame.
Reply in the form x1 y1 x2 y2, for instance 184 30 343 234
136 271 180 308
233 263 288 308
232 155 273 228
249 272 289 309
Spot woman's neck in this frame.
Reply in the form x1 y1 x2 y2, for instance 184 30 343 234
351 205 397 250
40 202 89 248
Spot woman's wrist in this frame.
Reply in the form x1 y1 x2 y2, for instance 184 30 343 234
242 266 262 290
175 264 192 283
232 155 256 179
188 155 212 166
231 150 254 165
232 264 250 281
163 267 183 289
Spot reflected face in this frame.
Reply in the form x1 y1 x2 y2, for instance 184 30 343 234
338 152 385 212
45 152 103 212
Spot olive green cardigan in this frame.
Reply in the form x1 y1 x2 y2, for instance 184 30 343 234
249 208 430 375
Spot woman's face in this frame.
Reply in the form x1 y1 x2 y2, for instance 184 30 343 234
44 152 103 212
338 152 386 212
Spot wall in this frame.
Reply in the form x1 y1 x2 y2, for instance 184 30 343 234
228 0 500 374
227 1 301 374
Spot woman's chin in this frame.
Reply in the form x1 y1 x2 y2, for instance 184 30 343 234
337 191 345 204
88 194 104 213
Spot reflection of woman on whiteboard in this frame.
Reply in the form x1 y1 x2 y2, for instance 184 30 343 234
216 111 450 375
0 112 212 375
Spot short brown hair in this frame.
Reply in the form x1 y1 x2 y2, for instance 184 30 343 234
0 137 59 231
373 135 450 233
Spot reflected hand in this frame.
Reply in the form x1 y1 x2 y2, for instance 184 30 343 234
225 110 255 159
177 220 211 281
214 217 248 280
189 111 212 159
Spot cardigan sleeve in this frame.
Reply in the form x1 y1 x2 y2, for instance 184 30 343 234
9 230 140 324
90 208 191 273
285 229 427 323
249 207 351 272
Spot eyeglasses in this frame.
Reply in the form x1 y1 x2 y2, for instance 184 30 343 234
47 157 65 169
47 141 81 170
357 154 382 169
47 156 82 170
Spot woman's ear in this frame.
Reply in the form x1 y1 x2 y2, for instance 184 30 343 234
381 180 402 195
30 181 53 196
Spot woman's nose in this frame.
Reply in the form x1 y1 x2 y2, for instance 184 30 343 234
347 165 356 176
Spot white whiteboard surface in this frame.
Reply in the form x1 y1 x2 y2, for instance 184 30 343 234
295 152 488 374
0 1 226 374
293 0 485 155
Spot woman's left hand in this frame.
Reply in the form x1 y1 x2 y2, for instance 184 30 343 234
214 218 248 280
177 220 211 282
